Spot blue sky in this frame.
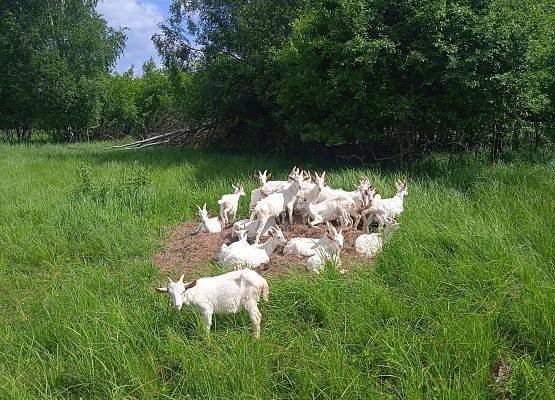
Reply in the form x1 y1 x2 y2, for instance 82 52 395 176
96 0 171 74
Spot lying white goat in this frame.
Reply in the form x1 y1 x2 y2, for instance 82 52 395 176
364 180 408 228
284 222 344 257
250 171 305 244
218 184 245 226
305 226 344 273
194 203 222 233
355 218 400 258
219 227 287 270
231 216 278 241
156 268 269 339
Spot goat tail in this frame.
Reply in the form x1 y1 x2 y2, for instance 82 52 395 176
261 279 269 302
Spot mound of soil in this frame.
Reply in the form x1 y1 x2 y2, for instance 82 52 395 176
154 221 373 277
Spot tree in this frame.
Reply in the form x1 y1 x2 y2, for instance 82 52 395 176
0 0 125 140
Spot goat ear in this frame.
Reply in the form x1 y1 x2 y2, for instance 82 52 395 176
263 170 267 175
155 287 168 293
185 279 197 290
196 204 201 211
178 274 185 282
326 233 333 240
203 203 207 210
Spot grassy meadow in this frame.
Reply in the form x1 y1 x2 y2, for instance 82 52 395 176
0 142 553 399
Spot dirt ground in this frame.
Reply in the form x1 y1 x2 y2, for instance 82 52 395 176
154 220 374 277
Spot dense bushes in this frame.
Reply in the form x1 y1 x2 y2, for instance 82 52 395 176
155 0 555 159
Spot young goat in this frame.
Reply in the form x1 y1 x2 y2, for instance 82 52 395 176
259 167 299 197
364 180 408 228
219 227 287 270
250 171 305 244
306 195 355 230
284 222 344 257
295 171 328 223
318 177 373 230
231 216 278 241
249 170 270 211
218 184 245 226
156 268 269 339
355 217 400 258
305 226 344 273
194 203 222 233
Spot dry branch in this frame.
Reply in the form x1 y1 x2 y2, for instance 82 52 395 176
103 121 221 151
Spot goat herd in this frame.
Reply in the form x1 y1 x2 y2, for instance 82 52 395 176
156 167 409 339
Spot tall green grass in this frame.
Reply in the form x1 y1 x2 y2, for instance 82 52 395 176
0 142 553 399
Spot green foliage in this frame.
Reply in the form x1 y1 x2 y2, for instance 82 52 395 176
0 0 125 138
153 0 554 157
0 142 553 398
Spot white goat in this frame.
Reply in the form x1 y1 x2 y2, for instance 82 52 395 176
231 216 278 241
156 269 269 339
219 227 287 270
249 170 271 211
305 226 344 273
355 218 400 258
364 180 408 228
250 171 305 244
317 177 373 230
306 195 355 230
259 167 299 197
295 171 327 223
194 203 222 233
283 222 344 257
218 184 245 226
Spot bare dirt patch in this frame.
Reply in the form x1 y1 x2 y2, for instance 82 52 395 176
154 221 374 277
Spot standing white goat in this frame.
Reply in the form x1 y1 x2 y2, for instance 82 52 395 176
219 227 287 270
306 195 355 230
218 184 245 226
250 170 305 244
155 268 269 339
317 177 373 230
259 167 299 197
355 218 400 258
364 180 408 228
249 170 271 211
194 203 222 233
283 222 344 257
295 171 328 223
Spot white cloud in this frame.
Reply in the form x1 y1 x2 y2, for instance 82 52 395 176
97 0 165 74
